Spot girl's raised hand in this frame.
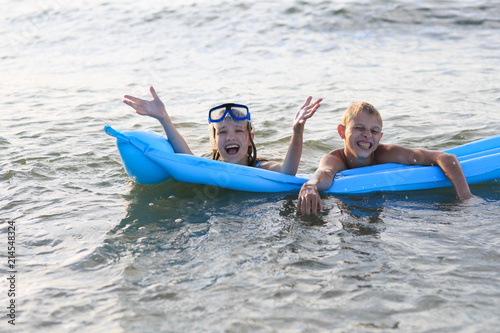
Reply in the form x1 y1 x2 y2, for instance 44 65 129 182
293 96 322 132
123 86 168 120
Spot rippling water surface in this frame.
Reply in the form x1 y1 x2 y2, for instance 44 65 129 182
1 0 500 332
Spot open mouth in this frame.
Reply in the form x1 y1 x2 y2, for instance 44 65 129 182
225 144 240 155
357 141 372 150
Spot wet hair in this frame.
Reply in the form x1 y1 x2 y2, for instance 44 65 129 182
342 102 383 128
209 118 257 167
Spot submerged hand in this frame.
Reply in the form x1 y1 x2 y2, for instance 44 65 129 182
297 183 323 216
123 86 168 120
293 96 322 132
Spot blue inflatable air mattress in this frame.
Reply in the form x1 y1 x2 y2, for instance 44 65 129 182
104 125 500 194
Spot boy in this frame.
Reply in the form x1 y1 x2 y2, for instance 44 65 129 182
297 102 473 216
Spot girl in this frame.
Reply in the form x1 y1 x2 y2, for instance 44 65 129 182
123 86 321 175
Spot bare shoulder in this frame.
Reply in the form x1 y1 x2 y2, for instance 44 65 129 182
256 160 280 171
374 143 414 164
319 148 347 171
374 143 445 165
321 148 343 161
374 143 399 156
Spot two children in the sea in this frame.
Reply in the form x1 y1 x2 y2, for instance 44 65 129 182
124 87 473 216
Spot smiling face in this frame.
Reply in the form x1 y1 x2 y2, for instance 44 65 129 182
213 119 253 165
338 112 383 165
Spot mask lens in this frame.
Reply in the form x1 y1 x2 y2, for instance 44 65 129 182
229 106 248 119
209 106 227 122
209 104 250 123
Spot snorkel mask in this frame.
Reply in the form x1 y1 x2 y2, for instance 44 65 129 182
208 103 257 166
208 103 251 123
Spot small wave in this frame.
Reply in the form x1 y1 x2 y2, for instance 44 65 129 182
0 170 15 181
277 1 500 32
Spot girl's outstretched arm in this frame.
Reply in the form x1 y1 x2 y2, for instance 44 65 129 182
123 86 193 155
259 97 322 175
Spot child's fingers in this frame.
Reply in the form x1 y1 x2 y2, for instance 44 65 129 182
298 97 321 115
301 105 319 121
150 86 159 100
297 191 309 215
303 198 310 216
312 194 320 215
123 95 144 104
297 191 321 216
303 99 322 113
301 96 313 109
294 98 321 125
123 99 139 110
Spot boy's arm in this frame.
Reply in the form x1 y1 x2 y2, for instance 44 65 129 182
297 150 346 215
376 144 472 199
123 86 193 155
258 97 321 175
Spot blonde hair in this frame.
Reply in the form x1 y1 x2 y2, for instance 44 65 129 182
342 102 383 128
209 117 257 166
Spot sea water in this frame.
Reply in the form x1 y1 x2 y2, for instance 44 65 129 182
1 0 499 332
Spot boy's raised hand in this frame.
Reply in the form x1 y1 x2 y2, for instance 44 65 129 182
293 97 322 132
123 86 167 120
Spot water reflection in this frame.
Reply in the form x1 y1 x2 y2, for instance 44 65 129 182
103 182 293 258
73 182 221 272
281 193 387 236
278 193 385 236
335 194 386 236
77 180 500 277
114 180 214 232
279 198 330 227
